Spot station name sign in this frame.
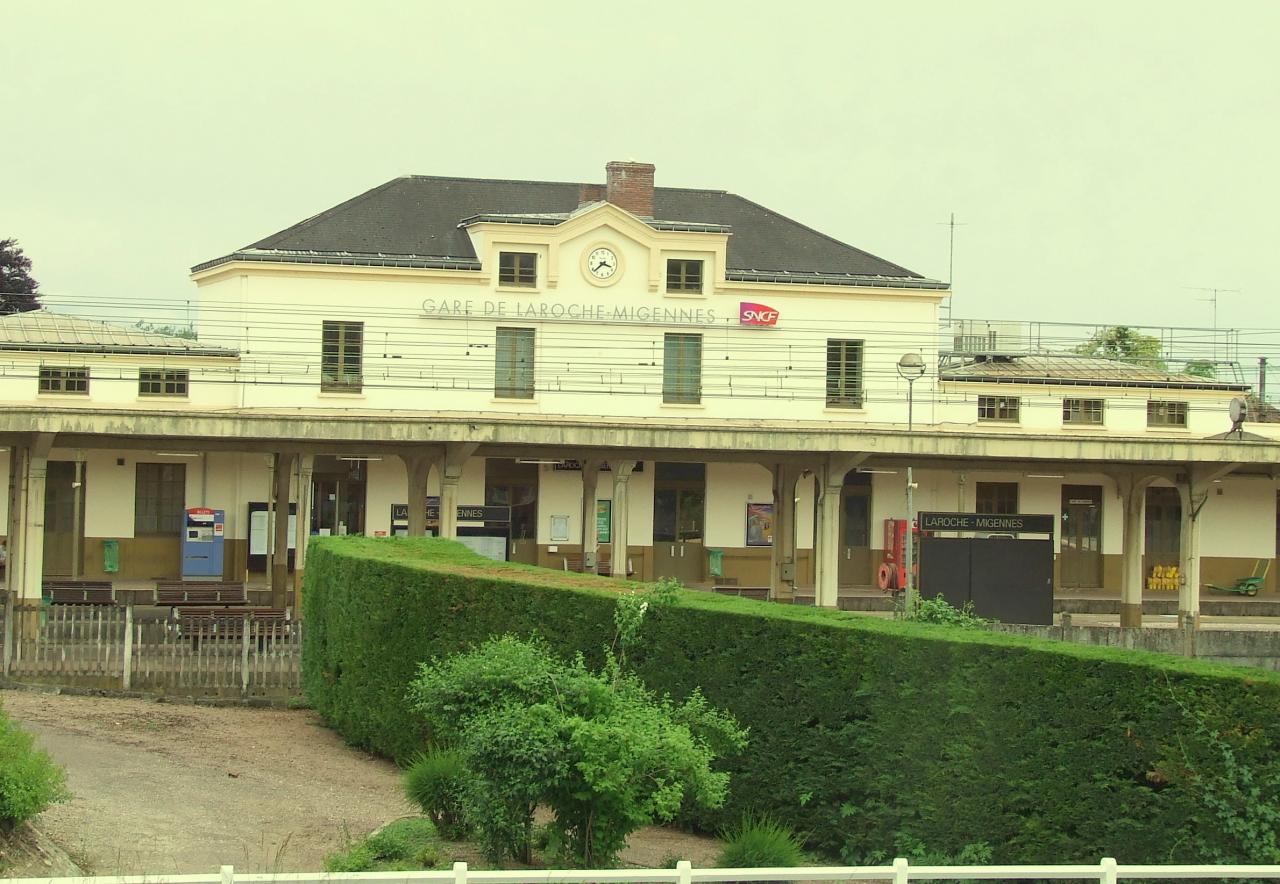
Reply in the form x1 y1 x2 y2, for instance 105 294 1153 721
421 299 781 327
918 511 1055 534
391 501 511 523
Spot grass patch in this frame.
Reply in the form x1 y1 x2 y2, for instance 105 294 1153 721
325 817 443 872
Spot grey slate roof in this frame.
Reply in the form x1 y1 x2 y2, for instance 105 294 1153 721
193 175 939 285
0 311 236 357
941 354 1249 392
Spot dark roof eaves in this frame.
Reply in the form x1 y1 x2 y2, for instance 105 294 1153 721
941 374 1250 392
192 251 482 273
0 342 237 358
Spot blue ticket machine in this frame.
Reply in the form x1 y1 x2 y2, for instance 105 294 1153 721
182 507 226 580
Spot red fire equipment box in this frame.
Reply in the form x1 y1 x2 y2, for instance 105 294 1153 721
877 518 918 593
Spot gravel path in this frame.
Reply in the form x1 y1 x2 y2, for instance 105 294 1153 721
2 689 413 874
2 688 723 875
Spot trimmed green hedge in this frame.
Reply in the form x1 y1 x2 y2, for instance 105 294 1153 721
303 537 1280 863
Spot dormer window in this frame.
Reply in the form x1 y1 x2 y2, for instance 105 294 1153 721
666 259 703 293
498 251 537 287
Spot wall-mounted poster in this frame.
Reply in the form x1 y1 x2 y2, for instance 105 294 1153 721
596 500 611 543
746 502 774 547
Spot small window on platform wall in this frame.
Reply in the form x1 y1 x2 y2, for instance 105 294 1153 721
826 339 865 408
1147 400 1188 427
663 333 702 404
978 394 1020 422
321 320 363 392
976 481 1019 515
495 327 535 399
135 462 186 535
1063 398 1104 425
139 369 189 397
498 251 537 287
666 259 703 293
38 366 89 394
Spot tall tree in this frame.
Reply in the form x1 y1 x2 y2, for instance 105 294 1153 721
0 238 42 314
1074 325 1167 370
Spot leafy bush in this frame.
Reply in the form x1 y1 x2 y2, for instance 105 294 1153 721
718 812 806 868
408 635 747 867
0 704 67 829
303 537 1280 864
324 817 441 872
907 595 991 628
403 749 471 840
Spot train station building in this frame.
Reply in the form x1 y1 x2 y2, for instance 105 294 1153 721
2 160 1277 627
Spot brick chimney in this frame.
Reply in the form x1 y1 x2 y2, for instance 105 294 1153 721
605 160 655 217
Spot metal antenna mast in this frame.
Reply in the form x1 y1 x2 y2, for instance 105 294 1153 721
1183 286 1240 360
938 213 967 322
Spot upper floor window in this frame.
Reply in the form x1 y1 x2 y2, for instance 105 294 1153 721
826 339 864 408
498 251 537 287
1063 397 1104 425
1147 400 1188 428
663 333 702 404
978 395 1019 422
139 369 189 397
976 481 1019 515
39 366 89 394
666 259 703 293
322 320 363 392
135 462 186 535
495 327 535 399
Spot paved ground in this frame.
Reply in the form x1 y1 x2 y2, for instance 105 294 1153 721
1 689 722 876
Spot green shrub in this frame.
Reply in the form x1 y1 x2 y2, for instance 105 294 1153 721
324 817 441 872
409 636 746 867
303 537 1280 865
403 749 471 840
718 812 805 868
0 704 67 828
906 595 991 628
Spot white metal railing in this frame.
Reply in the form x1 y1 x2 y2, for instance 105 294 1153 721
8 858 1280 884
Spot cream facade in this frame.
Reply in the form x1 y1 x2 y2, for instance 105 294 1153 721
3 161 1278 629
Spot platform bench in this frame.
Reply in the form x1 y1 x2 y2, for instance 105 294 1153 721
713 585 770 601
561 554 634 577
43 580 115 605
155 582 247 606
171 607 291 645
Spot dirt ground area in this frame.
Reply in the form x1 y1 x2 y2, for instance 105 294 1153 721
1 688 722 875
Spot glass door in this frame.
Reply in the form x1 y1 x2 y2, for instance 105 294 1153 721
1059 485 1102 588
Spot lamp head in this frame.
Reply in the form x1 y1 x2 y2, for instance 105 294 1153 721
897 352 926 380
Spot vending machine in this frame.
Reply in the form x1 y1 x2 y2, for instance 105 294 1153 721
182 507 226 580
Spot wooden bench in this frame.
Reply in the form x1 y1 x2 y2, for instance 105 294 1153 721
713 584 770 601
562 554 635 577
155 582 247 606
43 580 115 605
171 606 292 646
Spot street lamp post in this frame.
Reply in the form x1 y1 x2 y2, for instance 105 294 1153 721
897 353 926 615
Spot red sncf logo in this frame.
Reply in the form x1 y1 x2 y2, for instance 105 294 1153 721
739 302 779 326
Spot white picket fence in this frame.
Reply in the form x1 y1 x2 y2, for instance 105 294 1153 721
6 858 1280 884
0 603 302 697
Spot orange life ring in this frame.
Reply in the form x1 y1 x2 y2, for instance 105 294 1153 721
877 563 893 591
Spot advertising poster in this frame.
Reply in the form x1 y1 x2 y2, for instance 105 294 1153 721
746 502 774 547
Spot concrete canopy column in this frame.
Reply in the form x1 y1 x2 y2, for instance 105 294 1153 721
400 452 434 537
436 442 478 540
271 452 297 610
6 445 30 605
767 463 803 601
579 459 601 570
1177 463 1240 630
1115 473 1156 628
294 454 314 596
610 461 638 579
17 435 55 604
814 453 868 608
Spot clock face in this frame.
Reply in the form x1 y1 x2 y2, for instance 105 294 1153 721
587 247 618 280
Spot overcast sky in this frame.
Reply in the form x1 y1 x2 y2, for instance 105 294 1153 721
4 1 1278 348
